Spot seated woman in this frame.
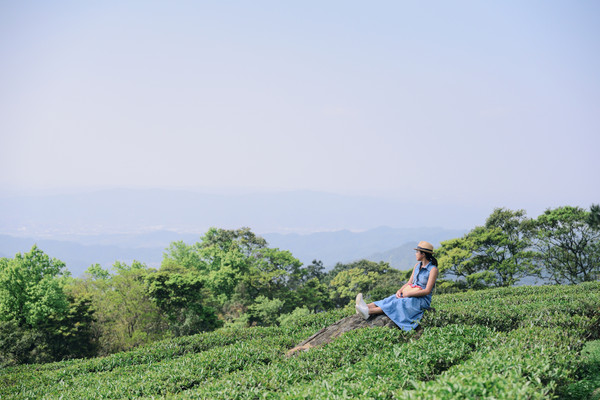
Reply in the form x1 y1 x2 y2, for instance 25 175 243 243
355 241 439 330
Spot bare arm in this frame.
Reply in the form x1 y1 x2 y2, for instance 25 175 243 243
395 268 415 298
400 267 439 298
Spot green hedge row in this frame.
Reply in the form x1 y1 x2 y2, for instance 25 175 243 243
422 282 600 338
272 325 494 400
398 326 583 399
1 283 598 399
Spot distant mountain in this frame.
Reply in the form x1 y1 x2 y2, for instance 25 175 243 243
45 230 202 248
0 234 165 277
0 188 489 237
263 226 465 268
0 227 466 276
363 242 419 270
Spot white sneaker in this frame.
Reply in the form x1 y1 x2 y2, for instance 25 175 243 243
355 293 369 319
355 293 367 308
355 303 369 319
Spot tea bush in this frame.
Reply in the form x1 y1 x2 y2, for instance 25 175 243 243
1 282 599 399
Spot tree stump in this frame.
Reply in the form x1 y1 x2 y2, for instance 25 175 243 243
285 308 435 356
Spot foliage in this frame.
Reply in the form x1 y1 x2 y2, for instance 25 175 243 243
589 204 600 229
0 320 48 367
0 246 96 366
0 245 69 327
558 340 600 400
161 227 330 324
532 205 600 284
277 306 313 328
437 208 538 288
244 295 285 326
3 210 600 373
2 282 598 399
71 261 168 356
327 259 404 306
145 270 222 336
41 293 98 361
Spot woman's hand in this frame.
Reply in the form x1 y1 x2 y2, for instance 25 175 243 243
396 289 403 298
401 285 423 298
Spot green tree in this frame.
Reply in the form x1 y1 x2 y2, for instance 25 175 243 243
327 260 402 306
162 227 320 324
145 270 221 336
0 246 97 365
161 227 336 326
161 241 206 272
244 295 285 326
589 204 600 229
0 320 46 366
42 293 98 361
240 247 302 302
478 208 538 286
79 261 166 355
438 208 537 288
162 228 268 304
288 259 331 312
532 206 600 284
238 247 329 317
0 246 69 327
290 277 332 313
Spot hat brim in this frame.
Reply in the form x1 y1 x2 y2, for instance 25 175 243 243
414 246 433 253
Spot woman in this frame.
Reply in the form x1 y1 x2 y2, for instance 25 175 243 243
355 241 439 330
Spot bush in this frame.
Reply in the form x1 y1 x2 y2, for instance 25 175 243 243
244 296 285 326
0 321 50 367
558 340 600 400
2 282 599 399
277 306 313 328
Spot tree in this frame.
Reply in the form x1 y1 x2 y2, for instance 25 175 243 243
161 227 336 326
437 208 537 288
589 204 600 229
42 293 98 361
289 260 331 312
240 247 302 301
79 261 167 355
289 277 332 313
161 241 206 272
0 246 97 365
145 270 221 336
478 208 538 286
0 320 46 366
532 206 600 284
0 246 69 327
244 295 285 326
162 228 269 304
327 260 402 307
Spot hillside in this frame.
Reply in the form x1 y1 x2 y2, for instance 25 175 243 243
2 282 599 399
362 242 417 269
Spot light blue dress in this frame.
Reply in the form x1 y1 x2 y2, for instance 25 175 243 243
373 262 437 330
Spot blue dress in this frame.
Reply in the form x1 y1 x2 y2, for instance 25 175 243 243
373 262 437 330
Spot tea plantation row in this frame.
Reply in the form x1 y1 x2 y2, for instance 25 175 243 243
1 282 599 399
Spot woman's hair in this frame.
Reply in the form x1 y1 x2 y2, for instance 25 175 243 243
424 252 438 267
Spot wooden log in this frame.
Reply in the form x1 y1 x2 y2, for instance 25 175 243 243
285 308 436 357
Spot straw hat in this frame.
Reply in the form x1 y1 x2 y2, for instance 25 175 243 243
414 241 434 254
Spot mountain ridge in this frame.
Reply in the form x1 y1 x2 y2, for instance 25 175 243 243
0 188 488 236
0 226 465 276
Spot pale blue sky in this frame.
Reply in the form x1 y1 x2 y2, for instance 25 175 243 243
1 1 599 217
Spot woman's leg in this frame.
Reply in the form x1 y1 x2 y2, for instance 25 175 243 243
367 303 384 315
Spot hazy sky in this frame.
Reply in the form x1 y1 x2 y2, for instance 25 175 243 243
1 1 599 216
